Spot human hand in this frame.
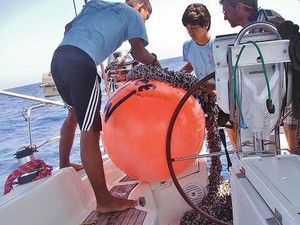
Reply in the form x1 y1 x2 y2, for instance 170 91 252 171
151 60 162 68
148 53 162 68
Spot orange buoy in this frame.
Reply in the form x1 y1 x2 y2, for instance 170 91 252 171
102 79 205 182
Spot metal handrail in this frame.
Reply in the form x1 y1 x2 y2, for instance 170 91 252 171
0 90 64 106
234 21 281 46
1 90 64 146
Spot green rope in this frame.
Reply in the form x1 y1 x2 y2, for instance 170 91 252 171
233 40 272 128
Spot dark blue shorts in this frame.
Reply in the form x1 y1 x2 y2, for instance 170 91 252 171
51 45 102 131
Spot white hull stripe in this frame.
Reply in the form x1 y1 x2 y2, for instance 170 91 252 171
82 76 100 131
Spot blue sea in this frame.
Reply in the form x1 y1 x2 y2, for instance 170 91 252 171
0 57 231 196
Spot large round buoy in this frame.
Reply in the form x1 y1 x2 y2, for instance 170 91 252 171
102 79 205 182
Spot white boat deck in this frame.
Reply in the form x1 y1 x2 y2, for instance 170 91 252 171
0 157 209 225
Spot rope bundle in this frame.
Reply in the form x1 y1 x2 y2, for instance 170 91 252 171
4 159 53 195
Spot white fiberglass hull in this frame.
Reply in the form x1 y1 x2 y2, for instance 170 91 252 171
0 158 208 225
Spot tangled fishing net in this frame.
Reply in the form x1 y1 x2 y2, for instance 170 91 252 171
127 65 232 224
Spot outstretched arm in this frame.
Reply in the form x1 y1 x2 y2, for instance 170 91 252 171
129 38 161 68
180 62 193 73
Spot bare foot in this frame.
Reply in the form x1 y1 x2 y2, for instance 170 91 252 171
96 196 138 213
60 163 83 171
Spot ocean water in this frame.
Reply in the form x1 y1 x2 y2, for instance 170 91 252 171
0 56 231 196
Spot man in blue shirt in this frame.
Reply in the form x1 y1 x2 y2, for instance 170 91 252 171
219 0 300 153
51 0 160 213
180 3 215 92
180 3 238 149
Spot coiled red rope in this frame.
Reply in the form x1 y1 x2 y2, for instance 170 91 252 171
4 159 53 195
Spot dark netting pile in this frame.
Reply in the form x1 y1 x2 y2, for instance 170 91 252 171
127 65 232 225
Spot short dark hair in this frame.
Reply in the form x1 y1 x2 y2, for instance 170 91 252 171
219 0 257 11
182 3 211 30
126 0 152 14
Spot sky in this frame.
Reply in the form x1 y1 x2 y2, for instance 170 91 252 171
0 0 299 90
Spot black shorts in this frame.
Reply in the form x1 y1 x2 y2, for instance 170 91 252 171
51 45 102 131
